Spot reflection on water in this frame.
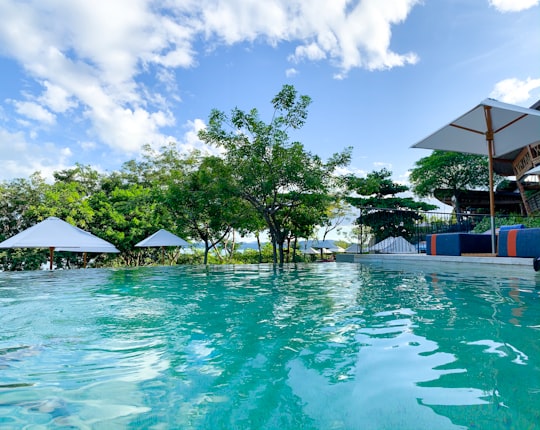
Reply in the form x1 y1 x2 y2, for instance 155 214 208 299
0 263 539 429
287 311 484 430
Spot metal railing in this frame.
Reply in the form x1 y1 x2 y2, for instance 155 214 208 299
354 208 496 254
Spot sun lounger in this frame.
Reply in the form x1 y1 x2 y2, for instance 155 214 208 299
426 233 492 256
498 227 540 257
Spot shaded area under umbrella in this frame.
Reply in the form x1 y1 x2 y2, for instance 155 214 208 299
135 229 190 264
56 246 121 268
0 217 119 270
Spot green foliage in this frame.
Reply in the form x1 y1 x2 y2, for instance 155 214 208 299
359 210 420 242
410 151 490 195
347 168 408 199
163 155 259 264
346 169 436 242
0 248 47 271
472 214 540 233
333 239 350 250
0 173 47 239
199 84 351 265
408 151 499 217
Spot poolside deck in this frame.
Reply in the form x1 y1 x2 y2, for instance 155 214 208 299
336 252 534 267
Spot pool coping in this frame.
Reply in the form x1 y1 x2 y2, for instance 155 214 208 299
336 253 535 267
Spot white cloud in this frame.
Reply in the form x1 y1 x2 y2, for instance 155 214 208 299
284 0 420 73
80 141 97 151
12 100 56 124
334 165 368 178
0 128 73 181
373 161 393 170
490 77 540 104
0 0 421 170
285 68 299 78
39 81 78 113
0 0 193 156
88 105 175 153
488 0 539 12
290 43 327 62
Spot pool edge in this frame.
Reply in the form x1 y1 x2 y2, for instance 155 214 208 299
336 253 533 267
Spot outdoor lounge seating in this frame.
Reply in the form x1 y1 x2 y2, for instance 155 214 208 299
426 233 492 256
498 227 540 257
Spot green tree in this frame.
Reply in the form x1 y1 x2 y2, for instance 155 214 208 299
346 169 436 242
0 173 49 270
0 173 47 239
199 84 351 265
409 151 491 219
164 155 256 264
31 165 101 228
88 155 178 266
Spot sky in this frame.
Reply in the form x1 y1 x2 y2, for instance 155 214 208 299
0 0 539 191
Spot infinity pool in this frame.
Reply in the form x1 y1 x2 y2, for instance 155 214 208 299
0 262 539 429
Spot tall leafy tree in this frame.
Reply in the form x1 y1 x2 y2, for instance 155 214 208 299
199 84 351 265
164 155 256 264
346 169 436 242
409 151 491 218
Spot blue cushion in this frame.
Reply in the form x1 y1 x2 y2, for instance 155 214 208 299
498 228 540 257
499 224 525 231
427 233 492 256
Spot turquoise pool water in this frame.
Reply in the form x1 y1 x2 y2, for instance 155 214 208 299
0 262 539 429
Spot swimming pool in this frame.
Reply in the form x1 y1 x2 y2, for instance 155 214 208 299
0 262 539 429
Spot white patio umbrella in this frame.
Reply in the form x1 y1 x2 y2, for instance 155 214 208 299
344 243 363 253
56 246 121 268
0 217 119 270
300 247 319 255
135 229 189 264
368 236 416 254
412 98 540 253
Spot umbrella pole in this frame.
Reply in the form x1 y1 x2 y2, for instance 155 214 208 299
49 247 54 271
485 106 497 254
488 147 496 254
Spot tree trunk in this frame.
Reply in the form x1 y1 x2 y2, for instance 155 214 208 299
230 229 236 260
269 230 278 264
272 240 278 264
256 233 262 264
452 190 463 223
203 240 209 264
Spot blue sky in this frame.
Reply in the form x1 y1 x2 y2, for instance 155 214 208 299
0 0 539 190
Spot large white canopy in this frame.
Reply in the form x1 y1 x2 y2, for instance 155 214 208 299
0 217 119 269
0 217 119 251
135 229 189 247
412 98 540 159
369 236 416 254
344 244 363 253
